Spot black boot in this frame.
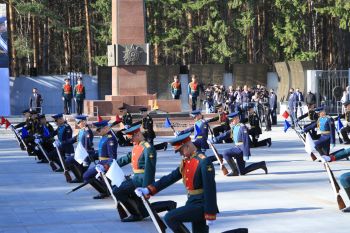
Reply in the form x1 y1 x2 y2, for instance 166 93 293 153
174 223 191 233
242 161 267 175
89 178 109 199
70 165 83 183
120 198 144 222
226 158 239 176
267 138 272 147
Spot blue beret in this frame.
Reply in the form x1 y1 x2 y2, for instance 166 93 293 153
75 115 87 122
315 107 324 112
92 120 109 128
52 113 64 119
168 132 192 152
228 112 239 119
124 124 141 135
190 110 201 117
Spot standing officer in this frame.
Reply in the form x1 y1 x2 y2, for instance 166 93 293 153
135 132 218 233
338 101 350 144
288 88 297 125
29 87 43 113
73 77 86 115
302 107 335 156
215 112 268 176
62 78 73 114
246 105 271 148
178 110 209 152
269 89 278 125
83 120 117 199
65 115 95 183
171 75 182 99
48 113 74 172
297 104 321 140
188 74 200 111
111 125 157 222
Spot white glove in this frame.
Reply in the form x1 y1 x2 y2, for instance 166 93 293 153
298 129 304 134
174 131 180 136
189 94 192 99
124 125 130 130
95 164 105 173
34 138 41 144
61 97 64 101
321 155 331 162
134 187 150 197
206 220 214 226
53 140 61 148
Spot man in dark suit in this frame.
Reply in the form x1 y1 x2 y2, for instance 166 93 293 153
288 88 297 125
29 88 43 113
269 89 277 125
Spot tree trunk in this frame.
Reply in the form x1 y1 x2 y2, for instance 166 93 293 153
84 0 93 75
7 1 17 77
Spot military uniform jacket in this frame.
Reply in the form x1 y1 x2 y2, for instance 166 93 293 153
171 81 182 96
21 118 39 141
215 123 251 158
117 141 156 188
147 152 218 220
66 126 94 152
188 81 199 98
338 111 350 125
248 112 262 135
123 113 133 126
142 115 156 140
53 123 74 154
97 132 118 162
62 84 73 99
304 116 335 144
73 84 86 100
180 119 209 149
36 122 55 146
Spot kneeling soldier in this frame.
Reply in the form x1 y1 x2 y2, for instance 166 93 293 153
135 133 218 233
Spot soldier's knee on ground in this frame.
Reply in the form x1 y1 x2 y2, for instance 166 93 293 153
340 173 350 188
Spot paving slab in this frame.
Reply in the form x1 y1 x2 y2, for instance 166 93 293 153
0 125 350 233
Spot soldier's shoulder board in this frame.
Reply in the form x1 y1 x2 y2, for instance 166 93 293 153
143 142 150 148
198 153 206 160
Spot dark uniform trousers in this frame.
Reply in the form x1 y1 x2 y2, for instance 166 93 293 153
314 134 331 156
250 137 270 148
213 125 233 143
303 122 320 140
222 147 265 175
47 148 70 169
341 125 350 143
64 98 72 114
191 96 198 111
65 151 97 180
76 100 83 115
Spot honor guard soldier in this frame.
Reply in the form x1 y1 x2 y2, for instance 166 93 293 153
188 74 200 111
20 109 39 157
65 115 95 183
62 78 73 114
340 172 350 212
83 120 117 199
339 101 350 144
73 78 86 115
302 107 335 155
178 110 209 152
211 104 232 143
171 75 182 99
246 105 271 148
14 109 34 151
48 113 75 172
115 107 133 147
297 104 321 140
111 124 157 222
214 112 268 176
34 114 55 163
135 132 218 233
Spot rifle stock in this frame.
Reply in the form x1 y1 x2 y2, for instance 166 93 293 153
140 195 167 233
55 146 72 183
37 143 57 171
207 140 229 176
323 162 346 210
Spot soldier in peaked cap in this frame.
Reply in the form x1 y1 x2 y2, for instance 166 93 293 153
178 110 209 152
338 101 350 144
64 115 95 183
246 104 271 148
82 120 117 199
114 106 133 147
297 104 322 140
214 112 268 176
73 77 86 115
135 132 218 233
62 78 73 114
301 107 335 156
34 114 55 163
110 124 157 222
47 113 75 172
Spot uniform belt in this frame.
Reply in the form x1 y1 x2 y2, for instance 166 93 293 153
133 169 144 174
251 126 256 128
196 136 202 139
64 92 71 94
235 142 243 145
188 189 203 195
320 131 330 134
99 157 109 160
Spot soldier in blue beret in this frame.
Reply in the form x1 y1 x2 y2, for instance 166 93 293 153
178 110 209 152
82 120 117 199
47 113 75 173
302 107 335 155
214 112 268 176
109 124 157 222
135 132 218 233
64 115 95 183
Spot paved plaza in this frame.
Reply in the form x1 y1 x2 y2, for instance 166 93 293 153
0 125 350 233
